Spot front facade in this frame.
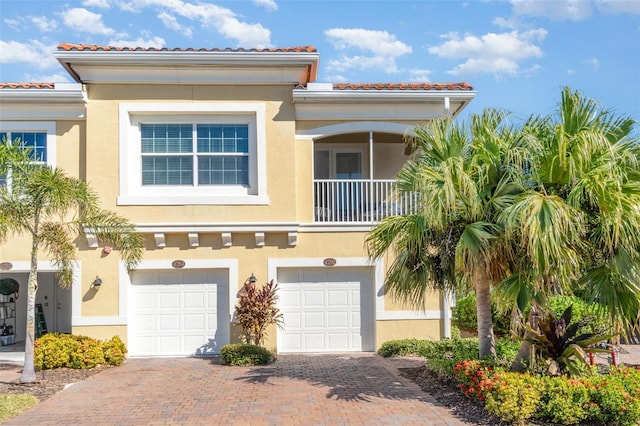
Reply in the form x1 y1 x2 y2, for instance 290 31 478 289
0 43 475 356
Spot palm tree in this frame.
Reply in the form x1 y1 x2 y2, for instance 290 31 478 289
0 141 143 383
367 109 527 358
496 87 640 369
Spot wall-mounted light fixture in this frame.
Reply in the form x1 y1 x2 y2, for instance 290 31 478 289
92 276 102 287
248 273 257 284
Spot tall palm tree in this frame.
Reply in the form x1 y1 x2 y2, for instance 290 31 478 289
496 87 640 369
0 141 143 383
367 109 527 358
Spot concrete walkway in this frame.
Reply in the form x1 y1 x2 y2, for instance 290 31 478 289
4 354 469 425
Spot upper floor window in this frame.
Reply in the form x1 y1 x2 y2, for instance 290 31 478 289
118 103 267 205
0 122 56 187
140 124 249 186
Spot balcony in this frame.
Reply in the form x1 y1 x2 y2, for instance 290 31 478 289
314 179 416 223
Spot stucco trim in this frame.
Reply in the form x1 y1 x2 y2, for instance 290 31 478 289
118 102 268 205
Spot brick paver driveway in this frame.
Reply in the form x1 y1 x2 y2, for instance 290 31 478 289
7 353 469 425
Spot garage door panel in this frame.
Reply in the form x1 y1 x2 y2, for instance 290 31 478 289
303 290 324 307
278 267 374 353
285 312 302 328
304 333 325 350
159 292 180 309
280 289 301 307
327 289 349 306
158 314 180 331
183 314 206 330
304 312 325 328
327 311 349 328
131 269 229 357
183 292 207 309
328 334 349 350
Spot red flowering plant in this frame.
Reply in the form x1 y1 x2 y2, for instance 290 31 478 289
453 360 498 401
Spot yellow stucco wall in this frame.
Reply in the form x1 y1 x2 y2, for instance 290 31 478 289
0 82 448 352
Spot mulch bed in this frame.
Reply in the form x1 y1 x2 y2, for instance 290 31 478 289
0 363 111 401
400 366 504 425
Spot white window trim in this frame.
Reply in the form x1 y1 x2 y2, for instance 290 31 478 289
0 121 57 169
118 102 268 205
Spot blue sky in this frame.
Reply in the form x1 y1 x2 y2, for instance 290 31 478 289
0 0 639 122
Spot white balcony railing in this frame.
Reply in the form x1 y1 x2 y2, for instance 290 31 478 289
313 179 417 223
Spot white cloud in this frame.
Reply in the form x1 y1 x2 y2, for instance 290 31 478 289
82 0 111 8
324 28 412 74
0 40 59 70
158 11 193 38
253 0 278 11
3 18 22 31
408 68 432 82
511 0 592 21
428 29 547 77
108 36 165 48
60 7 115 35
567 69 577 75
584 57 600 69
596 0 640 14
325 28 412 57
31 16 58 32
114 0 272 47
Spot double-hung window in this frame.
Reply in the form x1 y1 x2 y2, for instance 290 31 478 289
141 124 249 186
119 103 267 205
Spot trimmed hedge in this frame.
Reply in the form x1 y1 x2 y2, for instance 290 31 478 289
220 343 275 366
34 333 127 369
378 337 520 376
454 360 640 425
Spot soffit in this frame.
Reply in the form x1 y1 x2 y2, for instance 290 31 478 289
54 43 320 86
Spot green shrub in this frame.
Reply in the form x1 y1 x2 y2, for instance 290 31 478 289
220 343 275 366
452 293 511 336
377 339 433 358
586 367 640 425
102 336 127 365
546 295 608 334
70 335 105 369
495 338 520 366
34 333 127 369
537 376 590 425
483 372 542 424
422 338 479 376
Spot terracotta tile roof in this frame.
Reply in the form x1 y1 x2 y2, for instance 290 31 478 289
0 83 55 89
333 82 473 91
57 43 317 53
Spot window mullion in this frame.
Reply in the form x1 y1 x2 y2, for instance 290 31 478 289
192 124 198 187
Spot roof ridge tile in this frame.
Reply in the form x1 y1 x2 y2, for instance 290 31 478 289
57 43 317 53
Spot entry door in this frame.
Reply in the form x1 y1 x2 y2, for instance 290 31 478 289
314 150 363 179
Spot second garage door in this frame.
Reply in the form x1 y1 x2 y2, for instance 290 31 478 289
130 269 230 357
277 267 375 352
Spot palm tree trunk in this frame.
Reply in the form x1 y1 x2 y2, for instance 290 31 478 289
511 305 540 372
475 270 496 358
20 238 39 383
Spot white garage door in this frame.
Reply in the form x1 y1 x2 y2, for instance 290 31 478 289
130 269 229 357
277 267 375 353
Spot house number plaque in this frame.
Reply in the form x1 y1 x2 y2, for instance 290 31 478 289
323 258 336 267
171 260 185 269
0 262 12 271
